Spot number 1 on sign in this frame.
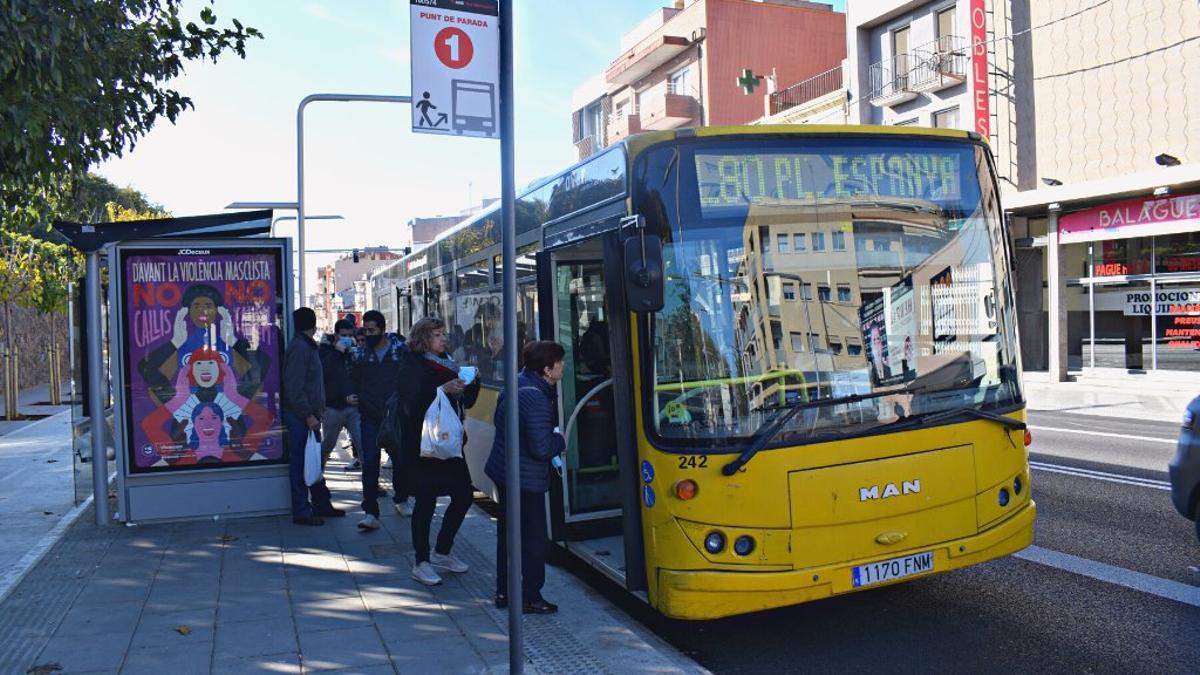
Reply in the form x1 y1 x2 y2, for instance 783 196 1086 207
444 32 459 62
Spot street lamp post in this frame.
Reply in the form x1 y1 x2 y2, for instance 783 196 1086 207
270 214 343 238
296 94 411 305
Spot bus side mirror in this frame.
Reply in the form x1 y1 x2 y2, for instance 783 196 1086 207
624 233 664 313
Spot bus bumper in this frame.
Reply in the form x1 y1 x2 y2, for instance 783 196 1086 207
655 500 1036 620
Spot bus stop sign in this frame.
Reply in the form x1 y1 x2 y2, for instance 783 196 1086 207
409 0 500 139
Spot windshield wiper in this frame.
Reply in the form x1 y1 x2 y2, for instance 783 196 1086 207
724 391 900 476
896 405 1026 431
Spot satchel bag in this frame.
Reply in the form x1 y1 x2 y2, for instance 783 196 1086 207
419 387 464 460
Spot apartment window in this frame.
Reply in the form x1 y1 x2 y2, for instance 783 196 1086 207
668 66 691 95
783 283 796 301
777 234 790 253
837 284 852 303
793 233 807 251
828 338 843 355
817 285 831 302
801 283 813 301
770 321 784 351
847 341 863 356
808 333 821 352
790 332 806 352
894 118 919 126
933 107 960 129
813 232 826 251
893 25 911 87
937 5 957 42
614 99 629 118
832 230 846 250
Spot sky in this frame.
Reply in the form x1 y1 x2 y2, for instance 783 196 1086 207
97 0 846 294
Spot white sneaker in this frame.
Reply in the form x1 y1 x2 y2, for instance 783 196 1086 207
411 561 443 586
431 552 469 573
393 499 414 517
357 514 380 530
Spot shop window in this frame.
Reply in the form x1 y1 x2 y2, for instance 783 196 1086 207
1156 232 1200 274
1092 237 1151 277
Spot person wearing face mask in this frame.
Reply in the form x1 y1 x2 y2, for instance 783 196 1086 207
283 307 340 526
350 310 408 531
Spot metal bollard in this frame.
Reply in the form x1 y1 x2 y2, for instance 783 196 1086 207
12 345 19 417
48 345 61 406
2 351 13 421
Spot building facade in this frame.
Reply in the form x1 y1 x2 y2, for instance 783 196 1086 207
571 0 845 161
315 248 402 333
761 0 1200 381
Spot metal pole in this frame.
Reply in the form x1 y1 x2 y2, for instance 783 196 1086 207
296 94 410 307
85 251 109 526
499 1 522 671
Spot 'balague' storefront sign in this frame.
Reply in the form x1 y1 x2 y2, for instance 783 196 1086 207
1059 191 1200 244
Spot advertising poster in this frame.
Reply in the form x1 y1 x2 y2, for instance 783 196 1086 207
860 276 916 388
121 246 286 473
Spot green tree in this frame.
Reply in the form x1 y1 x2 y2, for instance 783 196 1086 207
0 0 261 233
57 172 168 225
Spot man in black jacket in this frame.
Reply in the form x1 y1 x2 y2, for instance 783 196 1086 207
319 319 363 463
282 308 342 525
351 310 407 530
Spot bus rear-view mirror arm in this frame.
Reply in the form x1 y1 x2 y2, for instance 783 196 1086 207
622 214 664 313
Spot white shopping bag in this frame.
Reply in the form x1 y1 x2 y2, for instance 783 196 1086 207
304 430 323 486
420 388 464 460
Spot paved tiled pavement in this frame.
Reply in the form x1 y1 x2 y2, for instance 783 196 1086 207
0 464 702 674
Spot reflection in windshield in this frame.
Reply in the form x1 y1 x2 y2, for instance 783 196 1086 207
648 140 1022 446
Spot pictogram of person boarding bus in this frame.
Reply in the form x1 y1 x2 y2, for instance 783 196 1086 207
451 79 496 137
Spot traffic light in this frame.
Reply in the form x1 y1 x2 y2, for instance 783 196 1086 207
352 248 360 263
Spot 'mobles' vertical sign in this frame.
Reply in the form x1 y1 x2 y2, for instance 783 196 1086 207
409 0 500 139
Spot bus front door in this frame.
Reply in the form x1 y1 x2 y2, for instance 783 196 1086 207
537 232 647 593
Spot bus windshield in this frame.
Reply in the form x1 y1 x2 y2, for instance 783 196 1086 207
639 136 1023 449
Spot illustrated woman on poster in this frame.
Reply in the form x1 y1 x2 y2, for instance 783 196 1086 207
137 283 270 406
140 348 273 465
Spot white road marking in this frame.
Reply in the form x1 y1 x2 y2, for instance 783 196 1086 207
1028 425 1177 445
1015 545 1200 608
1030 461 1172 491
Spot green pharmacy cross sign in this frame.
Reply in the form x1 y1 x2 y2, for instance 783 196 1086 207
737 68 762 95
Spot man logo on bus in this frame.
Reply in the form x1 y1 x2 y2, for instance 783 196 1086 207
860 480 921 502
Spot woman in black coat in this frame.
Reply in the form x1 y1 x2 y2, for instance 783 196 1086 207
397 317 480 586
484 340 566 614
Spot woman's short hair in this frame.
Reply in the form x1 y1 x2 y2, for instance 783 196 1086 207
523 340 565 376
182 284 223 309
408 317 446 354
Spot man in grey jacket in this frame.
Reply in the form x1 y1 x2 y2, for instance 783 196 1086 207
283 307 341 525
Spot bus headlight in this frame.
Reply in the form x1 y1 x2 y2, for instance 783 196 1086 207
704 531 726 554
733 535 755 556
998 487 1011 507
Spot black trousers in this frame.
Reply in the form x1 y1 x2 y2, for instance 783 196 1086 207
410 458 474 564
495 487 548 604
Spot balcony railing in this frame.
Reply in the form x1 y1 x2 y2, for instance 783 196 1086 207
769 65 844 116
573 134 603 160
868 35 969 104
607 104 640 130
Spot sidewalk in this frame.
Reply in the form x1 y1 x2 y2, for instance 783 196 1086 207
1022 371 1196 423
0 457 705 674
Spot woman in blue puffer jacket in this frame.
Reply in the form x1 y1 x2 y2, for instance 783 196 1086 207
484 340 566 614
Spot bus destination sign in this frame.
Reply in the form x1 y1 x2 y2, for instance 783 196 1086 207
696 150 966 211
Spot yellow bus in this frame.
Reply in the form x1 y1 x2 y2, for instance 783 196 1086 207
369 125 1034 620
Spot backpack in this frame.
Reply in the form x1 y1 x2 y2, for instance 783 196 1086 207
377 391 404 453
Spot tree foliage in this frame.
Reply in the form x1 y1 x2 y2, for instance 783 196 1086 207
0 0 261 232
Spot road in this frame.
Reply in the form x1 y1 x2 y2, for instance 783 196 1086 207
568 409 1200 674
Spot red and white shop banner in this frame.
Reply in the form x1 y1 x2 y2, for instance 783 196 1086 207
970 0 989 139
1060 192 1200 244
